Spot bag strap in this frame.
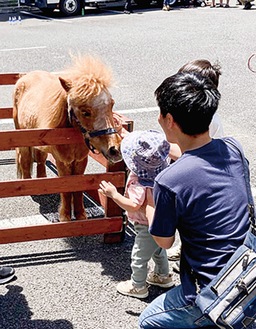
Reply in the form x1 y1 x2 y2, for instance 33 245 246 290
224 138 256 233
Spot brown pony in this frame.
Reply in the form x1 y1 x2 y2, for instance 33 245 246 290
13 55 122 222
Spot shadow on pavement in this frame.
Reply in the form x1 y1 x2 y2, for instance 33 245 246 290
0 285 74 329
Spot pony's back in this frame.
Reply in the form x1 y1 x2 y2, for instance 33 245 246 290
13 71 68 129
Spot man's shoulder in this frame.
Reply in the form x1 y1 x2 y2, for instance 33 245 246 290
155 154 198 186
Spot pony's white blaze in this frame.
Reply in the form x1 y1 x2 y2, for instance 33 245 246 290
92 91 114 131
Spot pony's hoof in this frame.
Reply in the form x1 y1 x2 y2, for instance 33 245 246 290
59 216 71 222
75 213 88 220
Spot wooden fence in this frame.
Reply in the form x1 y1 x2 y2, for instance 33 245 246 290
0 72 133 244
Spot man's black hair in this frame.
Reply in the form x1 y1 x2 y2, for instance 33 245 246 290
155 72 221 136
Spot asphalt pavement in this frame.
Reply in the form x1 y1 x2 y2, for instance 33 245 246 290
1 2 256 328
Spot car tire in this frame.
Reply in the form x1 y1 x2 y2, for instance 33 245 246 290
59 0 81 16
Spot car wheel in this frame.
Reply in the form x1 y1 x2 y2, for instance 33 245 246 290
59 0 81 16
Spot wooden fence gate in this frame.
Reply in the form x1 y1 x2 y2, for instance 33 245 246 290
0 72 133 245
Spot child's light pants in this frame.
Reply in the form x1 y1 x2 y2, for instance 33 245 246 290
131 223 169 288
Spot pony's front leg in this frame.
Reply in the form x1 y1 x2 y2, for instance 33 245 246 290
73 191 87 220
59 192 72 222
72 157 88 220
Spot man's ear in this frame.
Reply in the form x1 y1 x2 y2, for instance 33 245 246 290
166 113 175 129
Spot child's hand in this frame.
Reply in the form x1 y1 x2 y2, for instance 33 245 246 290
98 180 118 199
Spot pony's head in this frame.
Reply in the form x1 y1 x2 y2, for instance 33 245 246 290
59 55 122 163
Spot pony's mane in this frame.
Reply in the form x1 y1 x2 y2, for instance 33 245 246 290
63 55 114 103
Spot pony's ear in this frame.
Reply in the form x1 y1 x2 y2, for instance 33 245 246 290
59 77 72 92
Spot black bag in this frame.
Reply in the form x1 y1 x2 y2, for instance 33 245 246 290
196 139 256 329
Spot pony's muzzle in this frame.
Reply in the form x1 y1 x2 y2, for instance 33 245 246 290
106 146 122 163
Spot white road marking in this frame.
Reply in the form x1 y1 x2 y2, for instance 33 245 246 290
0 215 49 228
0 107 158 125
0 46 47 52
117 107 158 114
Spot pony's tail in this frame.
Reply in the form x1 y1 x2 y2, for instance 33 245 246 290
16 147 33 179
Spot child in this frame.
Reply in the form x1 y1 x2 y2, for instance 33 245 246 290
98 130 174 299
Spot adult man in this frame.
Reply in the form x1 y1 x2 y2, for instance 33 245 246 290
139 72 250 328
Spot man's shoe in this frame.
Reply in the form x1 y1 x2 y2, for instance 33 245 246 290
116 280 148 299
146 272 174 288
0 266 15 284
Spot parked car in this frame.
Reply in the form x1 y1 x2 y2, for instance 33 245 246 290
20 0 163 16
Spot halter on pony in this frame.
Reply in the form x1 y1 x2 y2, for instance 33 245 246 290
68 108 118 154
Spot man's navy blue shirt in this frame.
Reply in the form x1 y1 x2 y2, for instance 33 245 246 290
150 138 250 302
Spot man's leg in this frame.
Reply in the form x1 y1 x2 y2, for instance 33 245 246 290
138 285 217 329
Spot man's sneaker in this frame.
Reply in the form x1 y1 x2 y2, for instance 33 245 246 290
0 266 15 284
116 280 148 299
146 272 174 288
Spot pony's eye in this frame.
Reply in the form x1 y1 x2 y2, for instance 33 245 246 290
82 111 91 117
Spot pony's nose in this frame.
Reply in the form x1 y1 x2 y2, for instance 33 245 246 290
107 146 122 162
108 146 121 157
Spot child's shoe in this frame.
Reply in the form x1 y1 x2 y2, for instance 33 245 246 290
116 280 148 298
146 272 174 288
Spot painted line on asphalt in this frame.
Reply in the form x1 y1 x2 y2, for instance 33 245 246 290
0 107 158 125
0 215 49 228
117 107 158 114
0 46 47 52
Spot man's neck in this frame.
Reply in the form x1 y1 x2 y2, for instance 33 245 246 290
178 132 212 154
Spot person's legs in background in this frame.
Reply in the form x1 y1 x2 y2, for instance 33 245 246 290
124 0 133 14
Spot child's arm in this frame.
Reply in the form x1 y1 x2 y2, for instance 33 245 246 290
145 188 155 226
98 180 141 213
